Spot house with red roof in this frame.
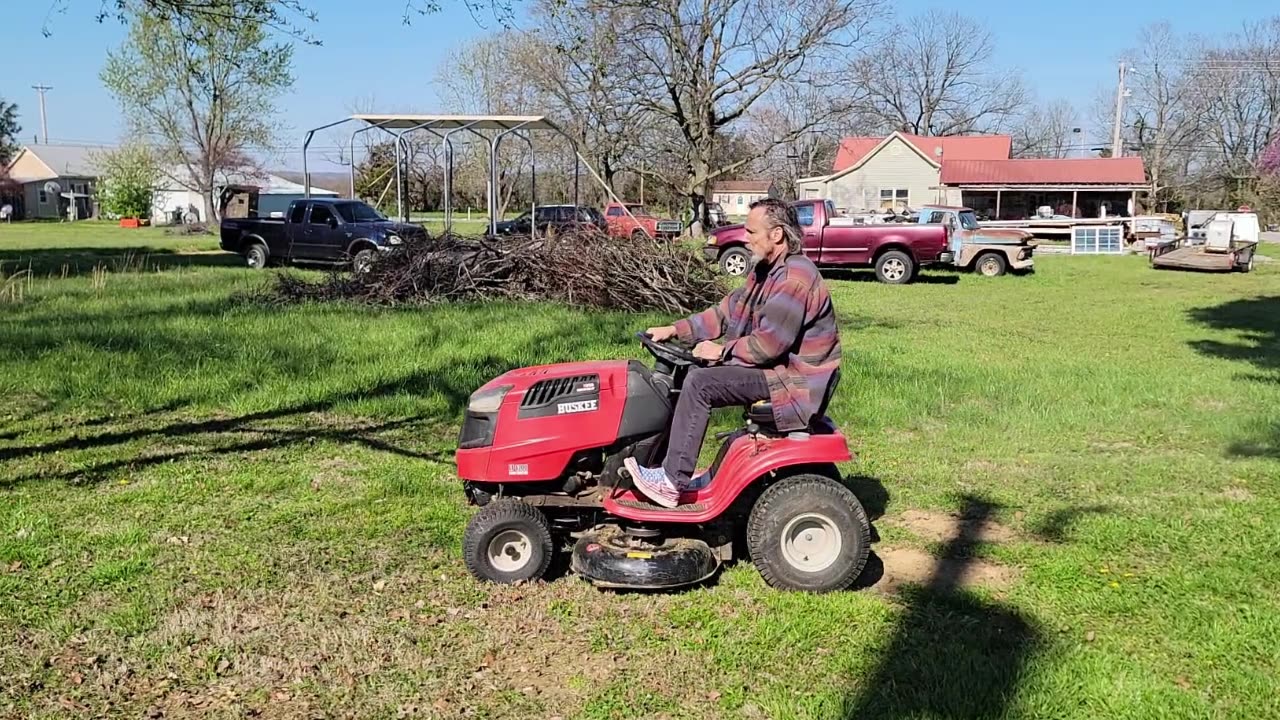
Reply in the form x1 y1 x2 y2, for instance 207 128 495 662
795 131 1148 220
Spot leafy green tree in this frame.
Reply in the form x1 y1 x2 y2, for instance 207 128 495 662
101 0 293 222
0 98 20 166
92 142 161 219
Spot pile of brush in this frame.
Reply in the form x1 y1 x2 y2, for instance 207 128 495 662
265 230 727 314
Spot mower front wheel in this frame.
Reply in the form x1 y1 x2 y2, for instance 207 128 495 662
747 474 870 592
463 499 555 585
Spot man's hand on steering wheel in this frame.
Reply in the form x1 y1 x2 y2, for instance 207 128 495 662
693 341 723 363
646 325 678 342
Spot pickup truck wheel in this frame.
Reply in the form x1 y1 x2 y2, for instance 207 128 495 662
874 250 914 284
720 247 751 277
352 248 375 275
976 252 1008 277
244 243 268 270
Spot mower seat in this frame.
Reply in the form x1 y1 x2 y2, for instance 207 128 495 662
745 369 841 435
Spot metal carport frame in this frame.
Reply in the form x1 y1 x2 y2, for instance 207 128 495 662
301 114 637 236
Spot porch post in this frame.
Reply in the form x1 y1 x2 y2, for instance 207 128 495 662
1072 190 1078 218
995 189 1002 218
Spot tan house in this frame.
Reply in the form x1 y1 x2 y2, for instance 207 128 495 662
796 131 1148 220
708 179 779 216
794 133 1011 213
3 144 105 220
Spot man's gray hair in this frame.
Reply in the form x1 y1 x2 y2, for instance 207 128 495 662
750 197 804 254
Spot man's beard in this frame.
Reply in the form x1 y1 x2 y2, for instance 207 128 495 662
750 252 764 265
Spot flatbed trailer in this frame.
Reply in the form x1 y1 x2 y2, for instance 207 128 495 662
1149 238 1257 273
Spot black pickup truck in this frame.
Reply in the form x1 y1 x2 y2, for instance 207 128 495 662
220 197 427 271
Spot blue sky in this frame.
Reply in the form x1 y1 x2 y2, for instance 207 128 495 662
4 0 1272 170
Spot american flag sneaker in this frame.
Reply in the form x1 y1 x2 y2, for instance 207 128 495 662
623 457 680 508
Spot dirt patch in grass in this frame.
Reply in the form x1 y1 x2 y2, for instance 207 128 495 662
1220 485 1255 502
874 548 1018 595
887 509 1016 544
871 507 1021 595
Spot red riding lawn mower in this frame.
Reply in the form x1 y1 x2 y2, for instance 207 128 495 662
455 332 872 592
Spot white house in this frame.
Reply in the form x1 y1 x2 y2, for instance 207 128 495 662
707 180 779 217
152 168 338 224
2 144 107 220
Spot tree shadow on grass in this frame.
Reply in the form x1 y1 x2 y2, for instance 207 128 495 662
842 496 1042 719
1026 504 1110 544
1188 295 1280 457
0 298 646 488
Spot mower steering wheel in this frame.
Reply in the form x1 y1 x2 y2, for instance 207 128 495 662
637 331 701 367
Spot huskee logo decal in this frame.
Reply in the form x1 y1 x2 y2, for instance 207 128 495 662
556 399 598 415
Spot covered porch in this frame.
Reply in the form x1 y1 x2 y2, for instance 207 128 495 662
958 185 1145 221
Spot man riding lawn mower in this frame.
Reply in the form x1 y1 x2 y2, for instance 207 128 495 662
455 199 872 592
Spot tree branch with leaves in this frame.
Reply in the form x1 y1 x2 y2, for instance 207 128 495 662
101 0 294 223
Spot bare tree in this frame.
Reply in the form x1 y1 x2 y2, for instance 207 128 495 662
1115 24 1203 210
850 9 1026 136
559 0 881 233
510 1 650 200
1010 100 1080 159
434 36 539 215
101 0 293 223
744 82 860 196
1186 19 1280 182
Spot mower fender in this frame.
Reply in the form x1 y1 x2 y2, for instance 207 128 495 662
604 431 853 524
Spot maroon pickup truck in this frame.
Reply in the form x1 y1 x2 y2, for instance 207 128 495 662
704 199 953 284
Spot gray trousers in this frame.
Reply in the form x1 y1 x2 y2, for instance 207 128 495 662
662 366 770 485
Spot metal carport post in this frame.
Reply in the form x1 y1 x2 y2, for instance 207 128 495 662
303 117 359 199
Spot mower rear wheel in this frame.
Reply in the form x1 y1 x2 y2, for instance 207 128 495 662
463 500 554 584
747 474 870 592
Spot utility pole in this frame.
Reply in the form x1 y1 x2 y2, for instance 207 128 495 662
1110 63 1126 158
31 85 52 144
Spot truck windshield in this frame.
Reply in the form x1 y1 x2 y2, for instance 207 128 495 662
958 210 980 230
334 202 386 223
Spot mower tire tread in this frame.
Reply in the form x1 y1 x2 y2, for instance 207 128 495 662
747 474 871 593
462 499 555 584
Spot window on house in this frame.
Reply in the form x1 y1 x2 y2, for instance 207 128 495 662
879 189 909 209
804 188 819 199
736 195 743 205
39 189 48 204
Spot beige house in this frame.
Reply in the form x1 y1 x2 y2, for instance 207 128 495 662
3 144 105 220
797 131 1148 220
707 180 779 216
794 132 1013 213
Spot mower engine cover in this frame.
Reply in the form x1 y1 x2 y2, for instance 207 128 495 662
456 359 672 483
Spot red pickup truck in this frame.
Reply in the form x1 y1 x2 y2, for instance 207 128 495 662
704 199 953 284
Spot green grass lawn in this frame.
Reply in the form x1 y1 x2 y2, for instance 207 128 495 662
1 223 1278 719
